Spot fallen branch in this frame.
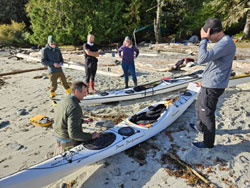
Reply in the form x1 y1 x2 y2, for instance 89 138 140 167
8 55 23 60
168 153 215 187
0 67 47 77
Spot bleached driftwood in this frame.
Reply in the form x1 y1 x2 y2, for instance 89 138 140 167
16 53 121 77
0 67 47 76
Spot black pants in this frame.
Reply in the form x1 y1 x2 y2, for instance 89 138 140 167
195 87 225 148
85 57 97 83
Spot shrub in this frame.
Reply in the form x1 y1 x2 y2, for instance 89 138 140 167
0 20 29 47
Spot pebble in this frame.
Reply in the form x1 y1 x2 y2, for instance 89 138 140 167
7 141 25 151
16 109 26 116
112 168 121 176
0 121 10 128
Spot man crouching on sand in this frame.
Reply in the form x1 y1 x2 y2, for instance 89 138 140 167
190 18 236 148
53 81 99 155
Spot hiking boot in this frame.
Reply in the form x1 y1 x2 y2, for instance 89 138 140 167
192 142 213 149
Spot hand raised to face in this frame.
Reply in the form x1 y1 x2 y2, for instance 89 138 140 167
200 27 211 39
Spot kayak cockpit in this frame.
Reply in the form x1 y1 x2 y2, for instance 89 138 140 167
84 132 116 150
126 103 167 129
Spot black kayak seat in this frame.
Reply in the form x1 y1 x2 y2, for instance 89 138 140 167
130 104 166 125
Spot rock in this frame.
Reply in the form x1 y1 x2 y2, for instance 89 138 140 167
16 109 26 116
0 121 10 128
7 141 25 151
111 168 121 176
95 120 115 128
42 76 48 79
60 183 67 188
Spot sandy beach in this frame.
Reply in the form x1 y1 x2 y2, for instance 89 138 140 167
0 44 250 188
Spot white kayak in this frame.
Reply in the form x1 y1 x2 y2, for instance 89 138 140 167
0 83 200 188
82 71 250 106
81 70 204 105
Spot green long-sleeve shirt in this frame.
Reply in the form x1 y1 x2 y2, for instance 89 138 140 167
53 95 92 141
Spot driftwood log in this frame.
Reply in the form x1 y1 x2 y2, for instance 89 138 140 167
16 53 121 77
0 67 47 77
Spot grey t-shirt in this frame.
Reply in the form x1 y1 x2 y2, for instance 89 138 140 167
198 35 236 88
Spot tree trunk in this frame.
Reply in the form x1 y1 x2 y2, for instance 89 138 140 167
154 0 162 44
243 11 250 39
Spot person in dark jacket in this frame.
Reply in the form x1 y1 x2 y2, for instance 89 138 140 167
53 81 99 155
83 34 99 93
190 18 236 148
118 36 139 88
41 35 71 106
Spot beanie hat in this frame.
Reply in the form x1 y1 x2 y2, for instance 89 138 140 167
203 18 223 35
48 35 56 44
124 36 131 41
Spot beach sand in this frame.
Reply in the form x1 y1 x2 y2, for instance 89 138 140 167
0 45 250 188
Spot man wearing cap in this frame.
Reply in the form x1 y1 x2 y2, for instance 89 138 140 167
83 34 99 93
190 18 236 148
41 35 71 106
118 36 139 88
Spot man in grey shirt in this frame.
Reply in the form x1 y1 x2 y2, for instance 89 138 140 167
190 18 236 148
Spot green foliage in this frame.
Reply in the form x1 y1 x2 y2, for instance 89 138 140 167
26 0 156 45
178 0 249 39
0 0 29 25
235 32 245 40
207 0 250 29
0 21 28 46
1 0 248 45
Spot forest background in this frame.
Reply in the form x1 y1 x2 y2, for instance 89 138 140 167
0 0 249 47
